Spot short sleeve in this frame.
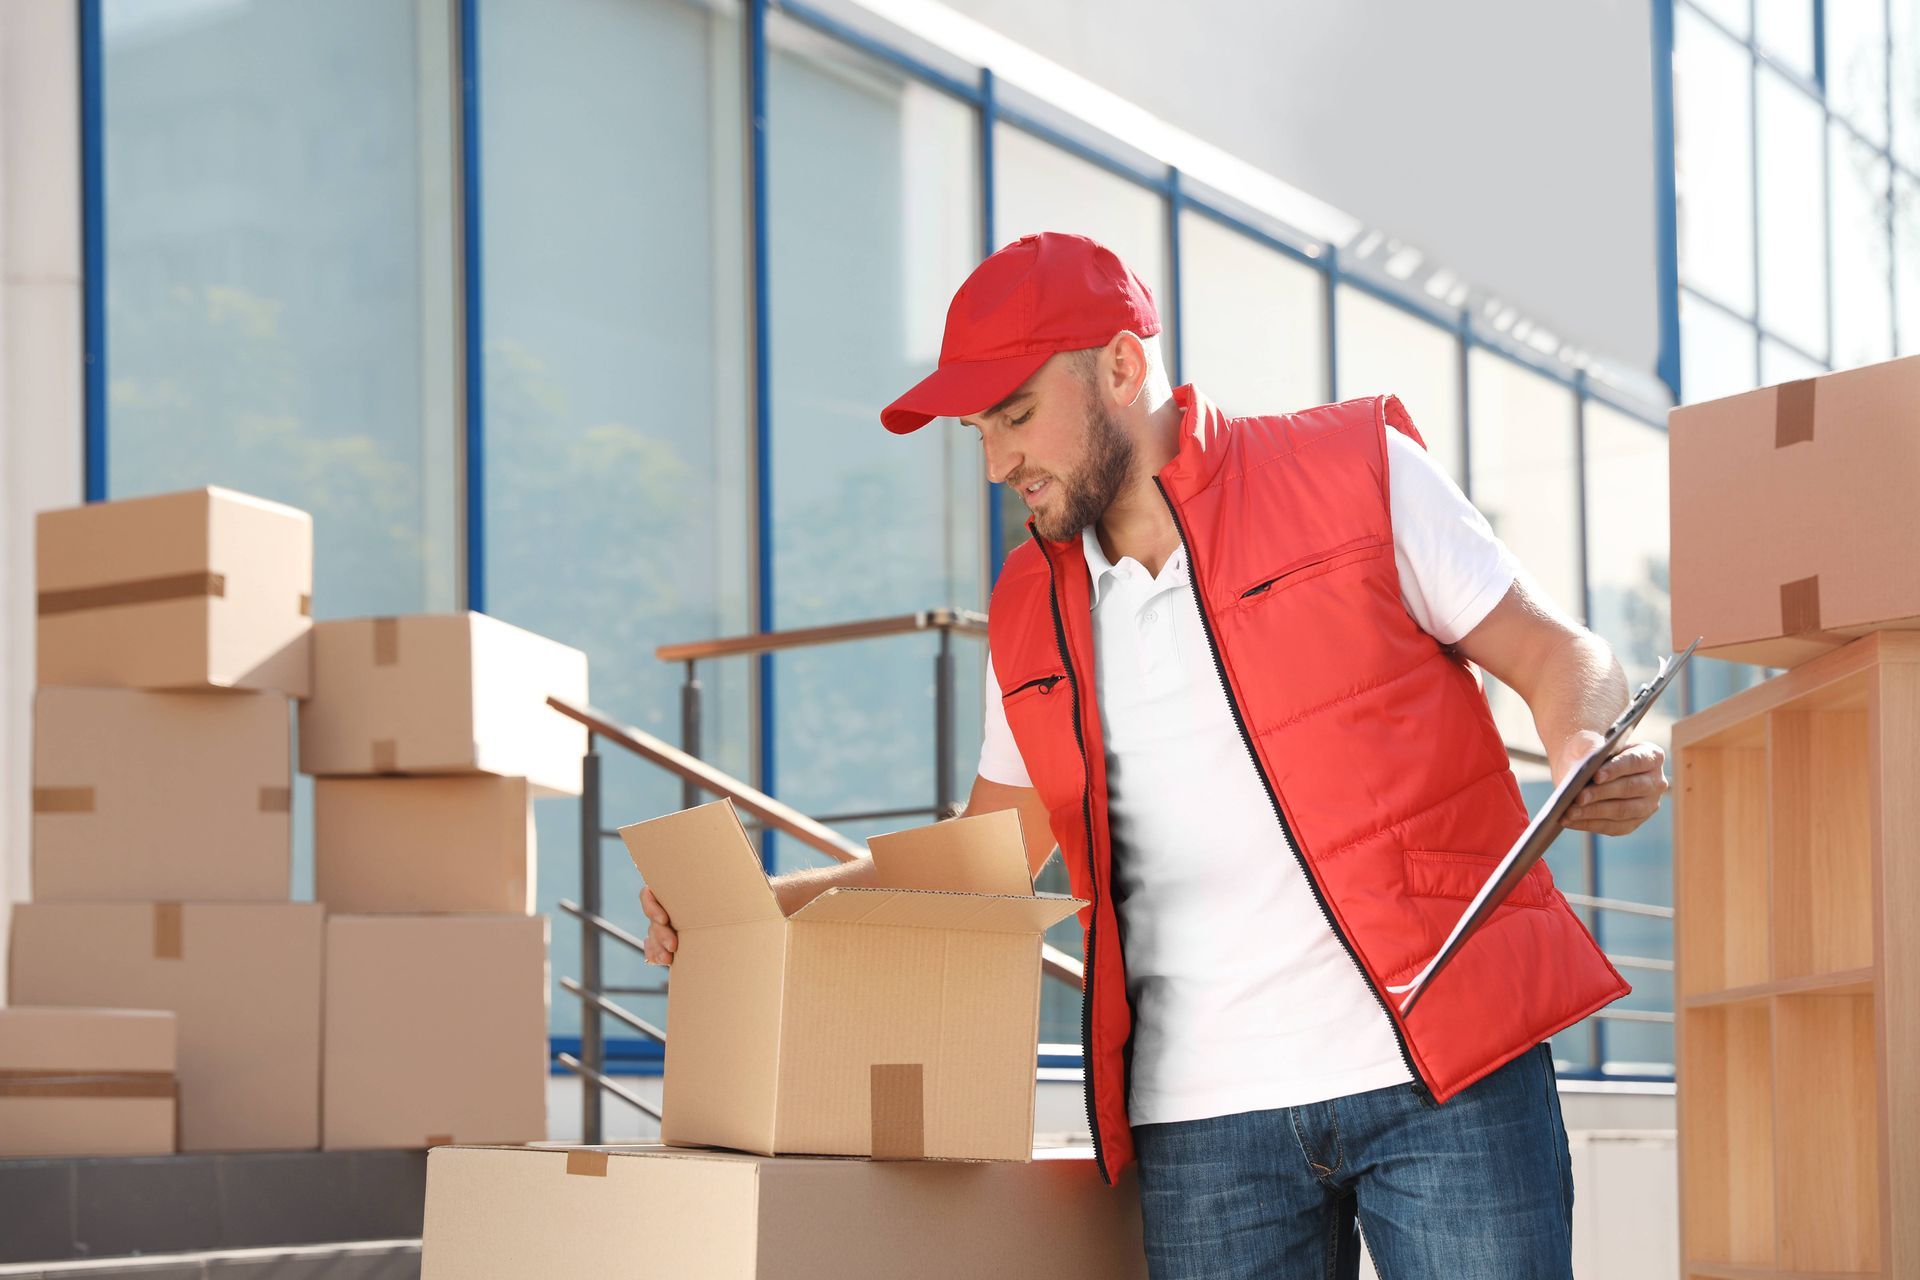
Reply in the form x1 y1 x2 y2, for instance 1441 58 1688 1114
977 650 1035 787
1384 427 1521 645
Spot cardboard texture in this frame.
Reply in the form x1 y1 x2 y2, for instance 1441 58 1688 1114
314 776 535 914
32 686 293 902
36 485 313 694
322 915 550 1150
419 1143 1147 1279
619 802 1082 1162
0 1007 177 1157
300 613 589 795
1670 354 1920 667
7 902 324 1151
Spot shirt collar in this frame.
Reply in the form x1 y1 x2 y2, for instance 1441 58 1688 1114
1080 524 1185 609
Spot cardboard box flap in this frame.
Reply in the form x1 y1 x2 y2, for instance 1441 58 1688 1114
617 800 782 928
787 886 1082 934
867 808 1033 897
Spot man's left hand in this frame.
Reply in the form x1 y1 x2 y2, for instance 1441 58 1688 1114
1557 733 1669 836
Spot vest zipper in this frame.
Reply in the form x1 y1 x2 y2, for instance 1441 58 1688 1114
1004 674 1065 698
1153 477 1431 1099
1033 521 1112 1185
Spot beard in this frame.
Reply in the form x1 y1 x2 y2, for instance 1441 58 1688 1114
1024 387 1137 543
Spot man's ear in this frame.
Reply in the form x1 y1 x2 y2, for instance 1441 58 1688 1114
1106 330 1150 408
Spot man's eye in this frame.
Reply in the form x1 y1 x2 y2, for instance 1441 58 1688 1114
1009 410 1034 426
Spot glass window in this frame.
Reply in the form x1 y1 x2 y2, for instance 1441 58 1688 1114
1894 0 1920 170
1761 335 1828 382
993 124 1171 555
1681 290 1760 400
100 0 462 909
101 0 459 616
1335 285 1465 484
1826 0 1890 146
1689 0 1752 39
1897 171 1920 355
1468 350 1581 752
1755 0 1815 79
1674 7 1757 313
1177 212 1328 415
766 17 986 862
1583 403 1671 688
480 0 753 1038
1829 125 1895 370
1755 68 1829 358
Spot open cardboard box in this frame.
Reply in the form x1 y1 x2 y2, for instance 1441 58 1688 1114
421 1143 1146 1279
619 801 1083 1163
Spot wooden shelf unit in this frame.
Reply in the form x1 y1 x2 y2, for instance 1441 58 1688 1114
1674 632 1920 1280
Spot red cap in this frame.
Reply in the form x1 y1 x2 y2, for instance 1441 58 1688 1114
880 232 1160 434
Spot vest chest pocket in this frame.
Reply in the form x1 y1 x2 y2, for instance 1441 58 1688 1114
1001 672 1066 708
1235 542 1389 604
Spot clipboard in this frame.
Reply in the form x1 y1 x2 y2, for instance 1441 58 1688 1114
1388 636 1700 1017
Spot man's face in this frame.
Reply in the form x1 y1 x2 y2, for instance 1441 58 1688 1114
961 354 1137 542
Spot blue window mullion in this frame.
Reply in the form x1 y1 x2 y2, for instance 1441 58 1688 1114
80 0 106 502
982 67 1004 590
749 0 777 872
459 0 485 613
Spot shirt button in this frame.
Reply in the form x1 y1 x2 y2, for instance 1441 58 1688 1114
1143 610 1157 622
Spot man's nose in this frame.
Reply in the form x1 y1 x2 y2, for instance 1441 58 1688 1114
982 436 1022 486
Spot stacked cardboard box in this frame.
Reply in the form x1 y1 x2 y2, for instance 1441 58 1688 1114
304 611 584 1150
1669 353 1920 667
416 803 1129 1275
0 1007 178 1157
9 487 321 1153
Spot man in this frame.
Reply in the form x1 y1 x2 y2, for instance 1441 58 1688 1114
642 232 1668 1278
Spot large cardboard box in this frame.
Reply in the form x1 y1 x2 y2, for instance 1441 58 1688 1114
323 915 549 1150
619 802 1082 1162
8 902 324 1151
300 613 588 795
1670 355 1920 667
37 485 313 694
33 686 292 902
0 1007 177 1157
421 1143 1147 1279
314 776 535 914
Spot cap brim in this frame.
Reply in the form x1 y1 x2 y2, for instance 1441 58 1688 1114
880 349 1053 435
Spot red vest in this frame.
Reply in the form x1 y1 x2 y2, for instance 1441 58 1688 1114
988 386 1629 1184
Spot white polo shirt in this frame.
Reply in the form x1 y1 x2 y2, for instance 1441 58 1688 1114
979 427 1522 1126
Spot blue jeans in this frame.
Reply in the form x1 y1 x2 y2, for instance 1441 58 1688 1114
1131 1042 1574 1279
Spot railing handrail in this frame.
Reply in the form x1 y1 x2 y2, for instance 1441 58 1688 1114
547 694 1085 988
654 606 986 663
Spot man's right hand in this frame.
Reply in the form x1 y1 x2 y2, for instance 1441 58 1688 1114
640 886 678 966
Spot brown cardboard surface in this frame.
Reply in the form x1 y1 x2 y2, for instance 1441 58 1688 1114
618 800 1083 1162
1670 354 1920 667
36 486 313 694
7 902 323 1151
0 1007 177 1157
419 1144 1147 1279
300 613 588 795
868 807 1034 896
32 686 293 902
313 776 535 914
322 915 549 1150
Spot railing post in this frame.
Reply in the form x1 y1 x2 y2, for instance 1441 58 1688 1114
680 659 703 811
580 735 603 1146
934 624 954 816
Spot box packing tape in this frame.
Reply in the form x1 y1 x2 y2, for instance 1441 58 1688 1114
1774 376 1817 449
1780 575 1823 635
371 739 399 771
0 1070 176 1100
565 1149 610 1177
153 903 184 959
373 617 401 666
869 1062 925 1160
32 787 94 813
37 570 226 617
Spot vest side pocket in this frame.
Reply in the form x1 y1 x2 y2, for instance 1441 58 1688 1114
1401 847 1554 911
1235 542 1389 603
